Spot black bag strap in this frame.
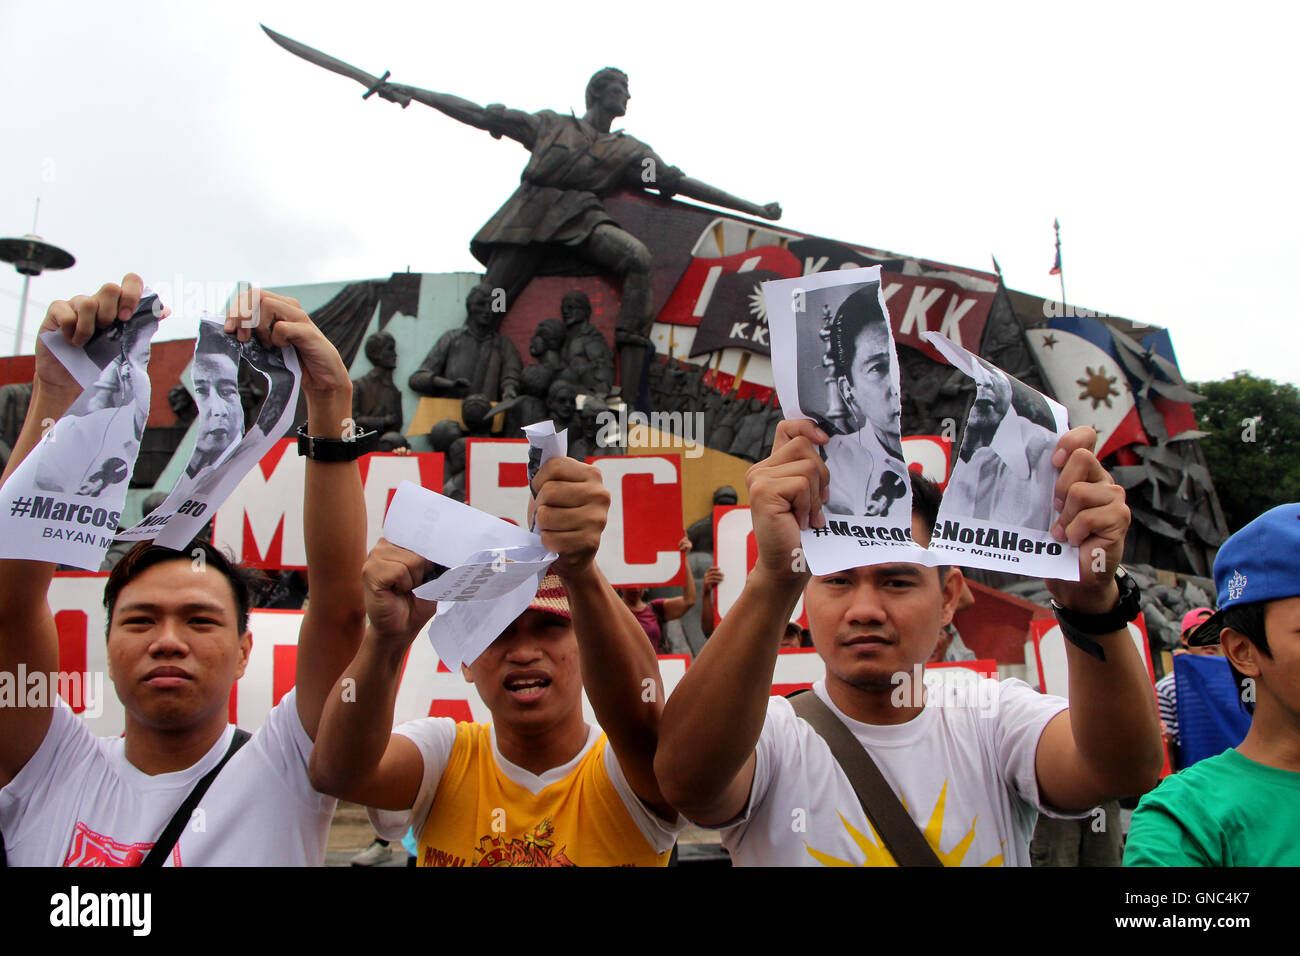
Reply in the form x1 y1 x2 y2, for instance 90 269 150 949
140 728 251 867
789 691 941 867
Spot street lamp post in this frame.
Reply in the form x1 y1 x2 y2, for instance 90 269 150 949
0 233 75 355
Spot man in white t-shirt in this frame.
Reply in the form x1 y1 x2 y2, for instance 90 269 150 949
0 275 368 866
655 419 1164 866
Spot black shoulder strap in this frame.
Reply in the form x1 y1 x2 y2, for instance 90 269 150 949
141 728 252 867
789 691 942 867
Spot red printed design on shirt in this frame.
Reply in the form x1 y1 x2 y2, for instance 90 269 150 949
62 821 181 867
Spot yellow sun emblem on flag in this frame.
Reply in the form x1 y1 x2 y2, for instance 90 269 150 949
1076 366 1120 409
805 780 1004 867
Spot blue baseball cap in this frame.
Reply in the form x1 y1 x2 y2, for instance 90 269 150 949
1188 503 1300 645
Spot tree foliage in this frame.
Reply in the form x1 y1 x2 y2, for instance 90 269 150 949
1193 372 1300 532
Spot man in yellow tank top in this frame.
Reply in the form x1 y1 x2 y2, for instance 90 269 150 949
310 456 681 865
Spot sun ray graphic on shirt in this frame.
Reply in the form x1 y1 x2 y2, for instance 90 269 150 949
805 780 1005 867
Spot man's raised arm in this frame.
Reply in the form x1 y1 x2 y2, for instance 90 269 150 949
374 81 539 148
658 536 697 622
655 420 828 825
531 457 675 818
308 538 433 811
668 176 782 222
0 276 146 786
1033 427 1165 810
222 291 368 740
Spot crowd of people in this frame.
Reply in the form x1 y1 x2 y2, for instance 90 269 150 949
1 273 1295 868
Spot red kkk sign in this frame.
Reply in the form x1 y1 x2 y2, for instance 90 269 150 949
879 271 994 359
659 241 994 362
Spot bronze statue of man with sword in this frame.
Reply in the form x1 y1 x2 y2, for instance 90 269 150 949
262 25 782 399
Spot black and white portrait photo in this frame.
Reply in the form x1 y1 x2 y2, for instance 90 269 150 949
1 294 160 570
187 325 246 476
796 280 910 518
33 308 155 498
943 356 1059 532
160 319 300 515
119 315 302 549
763 266 936 575
173 321 296 494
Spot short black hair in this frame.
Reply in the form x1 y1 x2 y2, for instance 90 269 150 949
828 285 889 380
908 470 950 581
908 470 941 531
103 540 259 637
196 325 242 365
1219 600 1272 715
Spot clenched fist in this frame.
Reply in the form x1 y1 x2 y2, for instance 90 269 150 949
530 457 610 580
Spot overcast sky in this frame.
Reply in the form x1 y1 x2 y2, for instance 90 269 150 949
3 0 1297 385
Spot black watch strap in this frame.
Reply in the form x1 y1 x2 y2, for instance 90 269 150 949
296 423 380 461
1050 567 1141 662
1053 616 1109 661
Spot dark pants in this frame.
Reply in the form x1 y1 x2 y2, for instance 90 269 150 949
1029 799 1124 867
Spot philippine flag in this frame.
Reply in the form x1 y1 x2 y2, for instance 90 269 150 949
1049 246 1062 277
1026 320 1148 460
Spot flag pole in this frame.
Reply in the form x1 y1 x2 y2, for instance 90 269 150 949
1054 218 1066 306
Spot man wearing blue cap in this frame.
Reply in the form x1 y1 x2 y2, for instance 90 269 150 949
1124 503 1300 866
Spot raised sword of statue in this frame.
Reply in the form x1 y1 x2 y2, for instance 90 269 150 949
261 24 411 107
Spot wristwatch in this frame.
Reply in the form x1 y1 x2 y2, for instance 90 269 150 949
1049 566 1142 662
296 423 380 461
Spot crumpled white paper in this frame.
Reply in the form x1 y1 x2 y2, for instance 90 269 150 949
380 420 569 669
0 293 159 570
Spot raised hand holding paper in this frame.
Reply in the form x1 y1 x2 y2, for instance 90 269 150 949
381 415 568 669
762 266 926 575
380 481 553 607
762 266 1078 580
523 419 567 490
381 480 556 669
0 293 160 569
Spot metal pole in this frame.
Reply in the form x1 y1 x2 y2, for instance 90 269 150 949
15 273 31 356
1055 220 1067 307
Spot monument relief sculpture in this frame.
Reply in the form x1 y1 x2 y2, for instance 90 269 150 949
351 331 404 435
408 284 522 403
556 290 614 397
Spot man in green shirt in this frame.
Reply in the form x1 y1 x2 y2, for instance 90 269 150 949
1124 503 1300 866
